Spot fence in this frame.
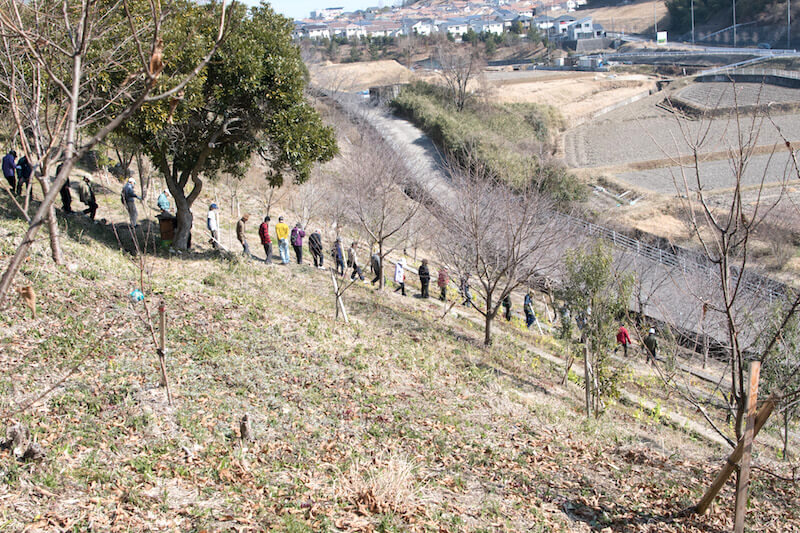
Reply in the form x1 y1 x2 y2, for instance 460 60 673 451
555 212 789 304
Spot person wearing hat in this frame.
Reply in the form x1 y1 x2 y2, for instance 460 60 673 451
157 188 171 214
77 175 98 220
121 177 139 226
275 216 290 264
258 215 272 264
418 259 430 298
643 327 658 364
236 214 251 257
207 203 220 249
2 150 17 192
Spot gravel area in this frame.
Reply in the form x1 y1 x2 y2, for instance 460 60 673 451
617 151 796 194
675 82 800 111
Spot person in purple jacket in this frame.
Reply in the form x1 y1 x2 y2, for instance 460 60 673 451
290 222 306 264
2 150 17 193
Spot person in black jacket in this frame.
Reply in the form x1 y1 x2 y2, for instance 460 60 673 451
57 164 72 213
418 259 430 298
16 155 32 196
309 229 324 268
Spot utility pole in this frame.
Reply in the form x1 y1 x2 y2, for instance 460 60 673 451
654 1 658 40
732 0 737 47
789 0 792 50
691 0 695 45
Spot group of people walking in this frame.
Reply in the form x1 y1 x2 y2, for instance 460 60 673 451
4 150 99 220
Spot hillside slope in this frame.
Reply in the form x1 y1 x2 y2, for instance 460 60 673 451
0 183 797 531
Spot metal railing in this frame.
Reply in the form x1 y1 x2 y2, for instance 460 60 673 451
555 212 789 304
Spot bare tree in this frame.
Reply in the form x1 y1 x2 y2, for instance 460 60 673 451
0 0 228 303
658 103 800 519
435 43 484 112
437 151 560 345
341 130 429 290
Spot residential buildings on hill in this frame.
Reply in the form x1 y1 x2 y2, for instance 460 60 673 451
292 0 605 43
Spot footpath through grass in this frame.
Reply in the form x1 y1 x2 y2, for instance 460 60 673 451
0 195 798 532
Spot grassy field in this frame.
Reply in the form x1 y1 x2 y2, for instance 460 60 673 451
0 173 798 532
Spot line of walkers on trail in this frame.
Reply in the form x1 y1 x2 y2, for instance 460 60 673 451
208 203 665 353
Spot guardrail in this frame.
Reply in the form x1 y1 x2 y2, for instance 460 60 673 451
555 212 789 304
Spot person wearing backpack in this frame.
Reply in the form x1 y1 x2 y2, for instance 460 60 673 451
259 216 272 264
290 223 305 264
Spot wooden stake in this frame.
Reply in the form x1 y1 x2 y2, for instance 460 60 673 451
329 269 349 323
695 394 775 515
157 302 173 405
734 361 760 533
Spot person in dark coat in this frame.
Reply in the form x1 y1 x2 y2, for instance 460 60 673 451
502 294 512 321
418 259 430 298
2 150 17 192
460 274 472 307
332 237 345 276
258 216 272 264
309 229 324 268
16 155 32 196
524 291 536 328
77 175 97 219
643 328 658 364
370 252 382 286
57 164 72 213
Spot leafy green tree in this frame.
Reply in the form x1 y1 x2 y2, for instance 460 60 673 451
485 37 497 56
123 2 337 249
510 20 524 34
559 242 634 417
527 26 542 44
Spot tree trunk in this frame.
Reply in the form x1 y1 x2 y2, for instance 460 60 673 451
784 409 790 461
484 313 493 346
174 202 193 250
38 177 63 265
378 241 385 290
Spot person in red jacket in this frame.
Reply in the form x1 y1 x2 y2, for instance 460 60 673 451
616 325 632 357
258 216 272 264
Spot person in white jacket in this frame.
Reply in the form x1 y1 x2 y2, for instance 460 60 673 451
207 203 220 250
394 258 406 296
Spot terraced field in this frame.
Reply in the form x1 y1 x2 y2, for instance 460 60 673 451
563 87 800 193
